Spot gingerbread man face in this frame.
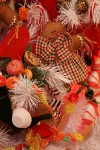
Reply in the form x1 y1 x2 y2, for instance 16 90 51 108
41 22 66 41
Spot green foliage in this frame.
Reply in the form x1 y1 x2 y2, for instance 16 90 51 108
31 67 49 86
0 57 11 70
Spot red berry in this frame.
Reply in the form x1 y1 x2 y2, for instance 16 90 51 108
0 75 6 87
68 93 79 103
6 60 24 76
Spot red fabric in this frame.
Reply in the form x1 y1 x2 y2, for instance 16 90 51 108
0 26 29 59
32 43 36 54
84 24 100 57
31 122 55 138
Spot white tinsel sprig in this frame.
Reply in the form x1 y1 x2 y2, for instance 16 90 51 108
57 1 81 29
38 65 71 95
10 75 41 111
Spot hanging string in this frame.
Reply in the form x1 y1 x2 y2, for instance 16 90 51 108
7 21 23 46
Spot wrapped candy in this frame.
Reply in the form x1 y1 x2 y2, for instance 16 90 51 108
26 130 42 149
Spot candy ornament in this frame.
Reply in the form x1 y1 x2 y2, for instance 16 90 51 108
26 130 42 150
73 132 84 142
77 101 100 136
88 55 100 102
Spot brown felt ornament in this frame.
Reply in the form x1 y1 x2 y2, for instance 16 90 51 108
0 2 18 27
36 21 88 84
36 103 55 125
41 21 66 42
41 21 84 51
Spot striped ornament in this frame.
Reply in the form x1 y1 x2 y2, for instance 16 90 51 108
47 86 60 97
47 86 62 120
88 70 100 101
77 101 100 133
49 98 61 120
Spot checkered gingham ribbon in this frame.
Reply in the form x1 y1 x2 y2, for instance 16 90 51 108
36 32 87 84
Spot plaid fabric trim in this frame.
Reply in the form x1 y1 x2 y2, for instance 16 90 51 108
36 32 87 84
36 36 55 61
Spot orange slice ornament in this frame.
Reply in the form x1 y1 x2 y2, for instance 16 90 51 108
24 51 40 66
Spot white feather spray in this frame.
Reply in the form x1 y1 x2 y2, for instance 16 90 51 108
39 65 71 95
63 96 87 133
0 127 10 147
57 0 81 29
10 75 41 111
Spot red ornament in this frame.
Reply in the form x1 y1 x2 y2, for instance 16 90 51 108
0 75 6 87
37 0 57 20
6 76 18 89
0 26 29 59
68 93 79 103
31 122 55 138
6 59 24 76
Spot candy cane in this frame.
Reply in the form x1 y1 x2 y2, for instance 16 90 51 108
76 101 100 133
88 71 100 100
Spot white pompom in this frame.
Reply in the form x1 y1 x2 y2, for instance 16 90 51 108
12 108 32 128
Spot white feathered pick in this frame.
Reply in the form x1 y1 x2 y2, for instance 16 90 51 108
39 65 71 95
57 1 81 29
89 0 100 24
63 96 87 133
44 141 67 150
0 127 10 147
27 2 49 42
73 118 100 150
10 75 41 111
